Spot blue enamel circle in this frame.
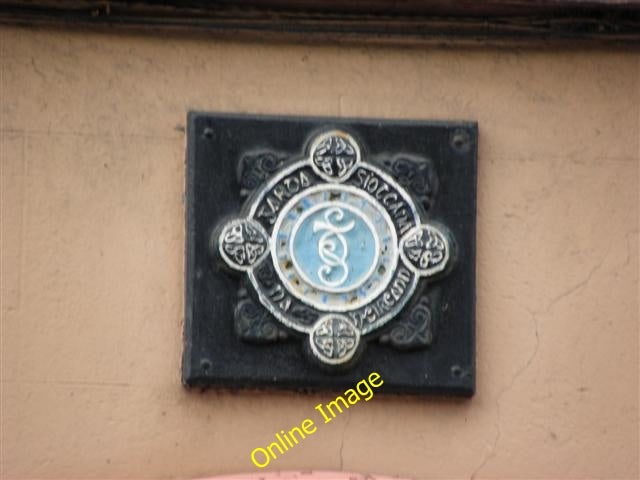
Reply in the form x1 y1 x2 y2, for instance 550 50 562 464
290 202 379 292
270 183 401 313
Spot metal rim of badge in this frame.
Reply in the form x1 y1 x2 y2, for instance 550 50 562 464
217 130 452 366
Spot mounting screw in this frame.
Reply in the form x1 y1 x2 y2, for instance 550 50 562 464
200 358 212 373
202 127 215 140
450 128 471 154
451 364 464 378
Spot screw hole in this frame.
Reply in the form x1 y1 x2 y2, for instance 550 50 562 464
450 129 470 153
202 127 214 139
200 358 212 372
451 365 463 378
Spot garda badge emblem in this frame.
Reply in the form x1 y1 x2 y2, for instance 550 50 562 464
216 130 453 367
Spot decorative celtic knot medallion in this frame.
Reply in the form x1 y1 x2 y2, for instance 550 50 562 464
216 130 453 367
184 114 476 395
219 219 269 270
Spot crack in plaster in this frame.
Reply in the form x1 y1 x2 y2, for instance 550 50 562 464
30 57 46 82
469 251 621 479
338 410 352 471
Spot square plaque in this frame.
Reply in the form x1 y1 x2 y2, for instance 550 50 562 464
183 112 477 396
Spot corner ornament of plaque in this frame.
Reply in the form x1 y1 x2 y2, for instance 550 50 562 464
215 130 454 368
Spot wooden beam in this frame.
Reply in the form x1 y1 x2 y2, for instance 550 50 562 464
0 0 638 46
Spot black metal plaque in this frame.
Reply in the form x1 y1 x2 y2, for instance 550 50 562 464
183 112 477 396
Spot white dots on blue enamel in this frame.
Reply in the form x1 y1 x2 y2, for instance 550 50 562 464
270 184 399 312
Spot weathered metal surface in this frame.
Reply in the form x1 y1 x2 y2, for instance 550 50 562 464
183 113 476 396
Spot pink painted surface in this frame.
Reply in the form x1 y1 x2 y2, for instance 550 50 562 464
1 25 638 480
198 473 404 480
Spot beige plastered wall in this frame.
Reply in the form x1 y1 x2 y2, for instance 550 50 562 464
1 26 639 479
